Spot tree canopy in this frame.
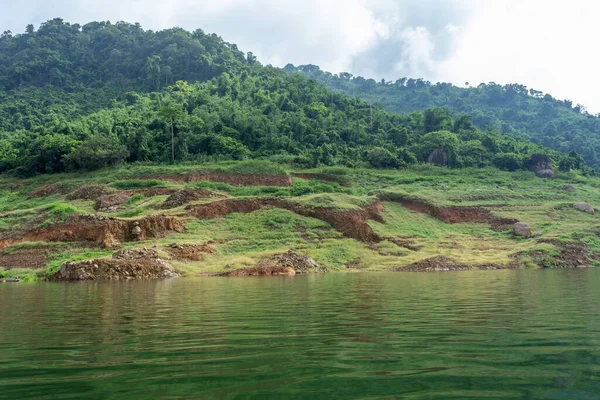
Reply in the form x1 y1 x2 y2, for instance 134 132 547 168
0 19 591 176
287 64 600 169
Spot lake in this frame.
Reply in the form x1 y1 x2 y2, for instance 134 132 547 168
1 270 600 399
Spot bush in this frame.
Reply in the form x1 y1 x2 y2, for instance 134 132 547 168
226 160 287 175
366 147 399 169
64 135 129 171
493 153 523 172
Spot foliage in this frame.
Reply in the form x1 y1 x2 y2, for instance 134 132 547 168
288 64 600 170
0 19 589 177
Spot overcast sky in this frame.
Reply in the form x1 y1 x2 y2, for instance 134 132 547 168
2 0 599 113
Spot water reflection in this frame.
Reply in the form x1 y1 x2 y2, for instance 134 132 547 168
1 270 599 399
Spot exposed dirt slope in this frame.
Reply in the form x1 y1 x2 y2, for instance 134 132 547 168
50 258 180 281
161 189 222 209
49 247 180 281
167 243 214 261
0 248 48 270
186 199 383 242
381 196 517 229
28 183 73 198
1 215 184 250
96 189 177 211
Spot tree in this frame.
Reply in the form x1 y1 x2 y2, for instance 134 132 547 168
158 106 183 163
64 135 129 170
416 130 460 165
366 147 398 169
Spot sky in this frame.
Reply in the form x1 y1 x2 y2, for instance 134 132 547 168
1 0 599 113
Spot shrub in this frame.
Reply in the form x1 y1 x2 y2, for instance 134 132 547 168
64 135 129 171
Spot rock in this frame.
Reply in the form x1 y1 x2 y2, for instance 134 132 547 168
50 258 180 281
563 184 575 192
573 202 595 214
258 250 325 274
106 205 118 213
113 248 159 260
131 225 142 239
439 184 448 190
427 148 448 166
529 154 555 179
535 169 556 179
218 250 325 276
99 231 121 250
514 222 532 237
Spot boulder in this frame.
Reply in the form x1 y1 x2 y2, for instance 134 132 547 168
113 248 159 260
529 154 555 179
427 148 448 166
514 222 532 237
573 202 595 214
535 169 556 179
563 184 575 192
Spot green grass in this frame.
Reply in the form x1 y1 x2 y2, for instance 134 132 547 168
2 161 600 277
113 179 167 189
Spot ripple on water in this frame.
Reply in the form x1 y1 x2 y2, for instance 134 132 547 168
1 269 600 399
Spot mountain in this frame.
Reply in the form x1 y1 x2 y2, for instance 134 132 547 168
284 65 600 169
0 19 586 176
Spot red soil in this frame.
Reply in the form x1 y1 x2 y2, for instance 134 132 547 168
1 215 184 250
186 199 384 243
0 248 48 270
167 243 214 261
389 199 517 229
95 188 178 210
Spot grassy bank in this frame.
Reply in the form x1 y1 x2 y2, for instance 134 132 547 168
1 162 599 280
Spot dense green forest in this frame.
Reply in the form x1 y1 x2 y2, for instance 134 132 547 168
285 65 600 169
0 19 588 175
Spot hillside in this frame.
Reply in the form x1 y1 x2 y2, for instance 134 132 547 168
285 65 600 169
1 20 599 280
2 161 600 281
0 19 585 177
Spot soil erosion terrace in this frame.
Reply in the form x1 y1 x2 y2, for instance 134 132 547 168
1 164 599 281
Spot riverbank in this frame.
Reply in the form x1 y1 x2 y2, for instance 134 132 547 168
1 161 599 281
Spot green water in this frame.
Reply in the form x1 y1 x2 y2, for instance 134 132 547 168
1 270 600 399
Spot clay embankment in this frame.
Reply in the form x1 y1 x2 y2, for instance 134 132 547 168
380 195 517 229
1 215 184 250
49 248 180 281
161 189 222 209
96 188 178 211
0 248 49 270
186 199 383 242
138 173 293 187
167 243 215 261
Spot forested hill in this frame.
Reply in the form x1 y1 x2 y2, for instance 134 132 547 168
0 19 587 176
285 65 600 169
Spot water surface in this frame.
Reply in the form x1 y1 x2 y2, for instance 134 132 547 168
1 270 600 399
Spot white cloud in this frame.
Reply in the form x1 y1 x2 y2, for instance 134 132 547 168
436 0 600 113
